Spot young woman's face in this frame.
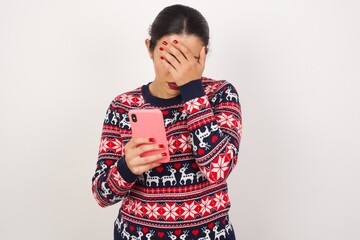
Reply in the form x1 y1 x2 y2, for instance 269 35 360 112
146 34 205 97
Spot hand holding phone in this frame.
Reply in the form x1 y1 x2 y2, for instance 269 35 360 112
128 109 170 163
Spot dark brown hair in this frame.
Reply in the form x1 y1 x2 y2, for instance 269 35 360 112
148 4 209 51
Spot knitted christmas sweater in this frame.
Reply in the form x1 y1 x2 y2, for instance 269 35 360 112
92 77 242 240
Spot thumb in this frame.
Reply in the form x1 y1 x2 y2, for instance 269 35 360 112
199 46 207 67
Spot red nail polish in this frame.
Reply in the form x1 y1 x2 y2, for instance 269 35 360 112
159 47 164 51
159 144 164 148
162 152 167 157
162 41 168 46
173 39 178 44
160 56 164 60
149 138 156 143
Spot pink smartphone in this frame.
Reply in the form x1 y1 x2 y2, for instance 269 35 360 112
128 109 170 163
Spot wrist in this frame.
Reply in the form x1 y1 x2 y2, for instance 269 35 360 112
176 75 202 86
117 158 138 183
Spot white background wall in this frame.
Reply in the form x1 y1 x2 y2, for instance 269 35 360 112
1 0 359 239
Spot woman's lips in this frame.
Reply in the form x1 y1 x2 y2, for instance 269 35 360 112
168 82 179 90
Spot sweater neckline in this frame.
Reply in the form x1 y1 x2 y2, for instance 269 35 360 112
142 82 183 107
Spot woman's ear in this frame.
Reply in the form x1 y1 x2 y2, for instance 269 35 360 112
145 39 154 60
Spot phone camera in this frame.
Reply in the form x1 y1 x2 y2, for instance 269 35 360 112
131 114 137 122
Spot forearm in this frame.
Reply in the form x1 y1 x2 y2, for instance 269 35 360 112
91 100 138 207
92 157 137 207
180 80 242 183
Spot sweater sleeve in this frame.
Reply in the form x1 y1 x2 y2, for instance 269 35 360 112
91 99 138 207
180 79 242 184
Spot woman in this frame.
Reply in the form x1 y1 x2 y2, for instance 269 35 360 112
92 4 242 240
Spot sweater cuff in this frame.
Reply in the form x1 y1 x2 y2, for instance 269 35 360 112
180 79 205 102
116 158 138 183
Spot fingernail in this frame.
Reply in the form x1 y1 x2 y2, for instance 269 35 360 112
173 39 178 44
162 152 167 157
162 41 168 46
160 56 164 60
149 138 156 143
159 47 164 51
159 144 164 148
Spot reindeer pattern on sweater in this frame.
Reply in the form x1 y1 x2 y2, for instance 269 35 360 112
92 78 242 239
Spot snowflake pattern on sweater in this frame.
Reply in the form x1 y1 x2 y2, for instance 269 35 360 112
92 77 242 240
